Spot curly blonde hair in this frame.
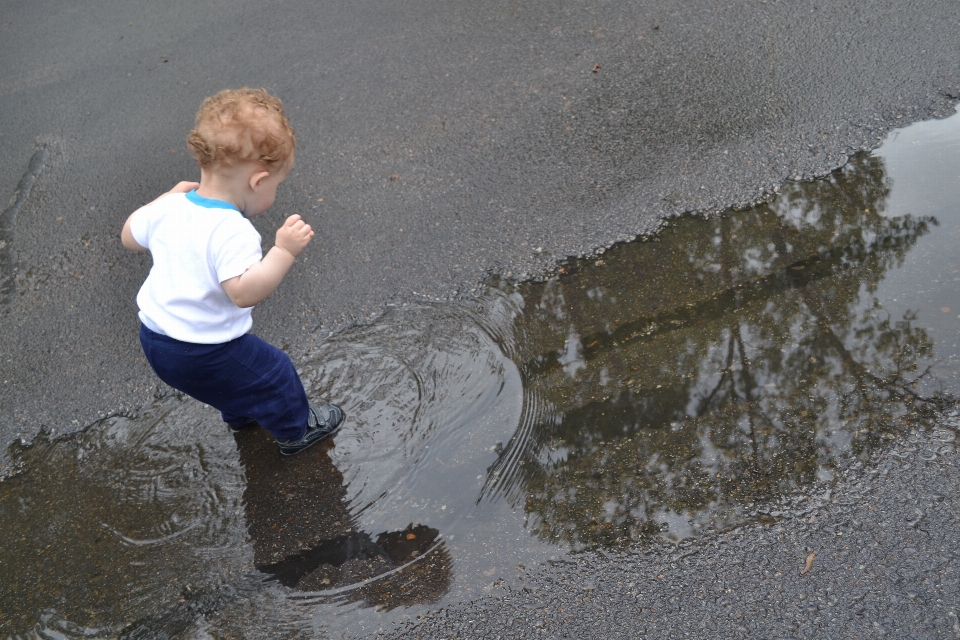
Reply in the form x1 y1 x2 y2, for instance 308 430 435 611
187 88 295 169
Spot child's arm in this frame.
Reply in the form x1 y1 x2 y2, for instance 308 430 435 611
121 181 201 252
221 214 314 308
121 217 149 251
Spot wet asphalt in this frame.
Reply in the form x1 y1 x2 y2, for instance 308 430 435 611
2 0 960 636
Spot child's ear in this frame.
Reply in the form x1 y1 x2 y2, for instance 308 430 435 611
249 170 271 191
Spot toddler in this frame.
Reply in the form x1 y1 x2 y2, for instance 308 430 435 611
121 87 343 455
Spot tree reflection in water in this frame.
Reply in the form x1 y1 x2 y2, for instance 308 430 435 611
481 152 946 548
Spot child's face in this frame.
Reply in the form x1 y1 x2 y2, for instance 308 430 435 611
246 153 294 217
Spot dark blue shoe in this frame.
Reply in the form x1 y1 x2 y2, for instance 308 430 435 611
227 417 258 433
277 403 344 456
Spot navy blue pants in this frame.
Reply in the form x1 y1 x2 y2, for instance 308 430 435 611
139 324 308 441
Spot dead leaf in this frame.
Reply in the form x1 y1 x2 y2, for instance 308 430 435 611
800 551 817 575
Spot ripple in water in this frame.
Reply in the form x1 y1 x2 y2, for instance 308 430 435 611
299 299 524 538
0 402 250 637
0 293 532 638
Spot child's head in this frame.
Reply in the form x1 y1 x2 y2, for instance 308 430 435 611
187 88 296 172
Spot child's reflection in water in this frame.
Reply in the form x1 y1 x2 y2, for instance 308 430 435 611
234 427 452 608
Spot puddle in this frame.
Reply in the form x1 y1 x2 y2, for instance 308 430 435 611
3 107 960 637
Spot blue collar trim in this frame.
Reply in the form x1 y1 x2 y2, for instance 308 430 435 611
185 190 242 214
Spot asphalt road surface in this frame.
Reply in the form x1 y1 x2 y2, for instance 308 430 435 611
2 0 960 636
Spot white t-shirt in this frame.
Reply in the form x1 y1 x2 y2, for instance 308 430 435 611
129 190 262 344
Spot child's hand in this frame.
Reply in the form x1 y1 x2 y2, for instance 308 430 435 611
275 214 314 258
223 215 314 307
166 181 201 195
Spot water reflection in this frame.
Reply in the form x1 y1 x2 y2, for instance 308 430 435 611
236 426 452 608
0 299 520 637
487 152 945 546
0 403 248 638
